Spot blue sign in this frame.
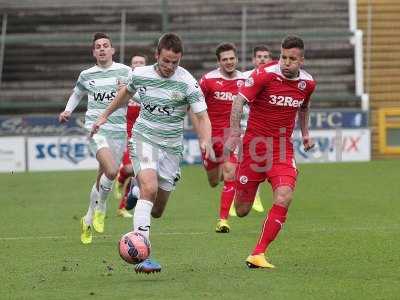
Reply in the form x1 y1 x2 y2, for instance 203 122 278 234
0 115 86 136
304 111 368 129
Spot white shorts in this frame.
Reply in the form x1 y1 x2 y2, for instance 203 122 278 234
129 138 181 192
88 133 126 166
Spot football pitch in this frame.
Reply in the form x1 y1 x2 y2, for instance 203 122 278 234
1 160 399 299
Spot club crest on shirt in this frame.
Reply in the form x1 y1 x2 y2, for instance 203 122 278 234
239 175 248 184
298 81 306 90
89 80 95 88
245 77 254 87
171 91 184 101
237 80 244 88
138 86 147 98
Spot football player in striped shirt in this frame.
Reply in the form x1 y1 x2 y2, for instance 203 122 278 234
91 33 214 274
59 32 131 244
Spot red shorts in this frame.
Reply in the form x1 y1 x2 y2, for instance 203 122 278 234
235 145 297 202
202 139 237 171
126 105 140 139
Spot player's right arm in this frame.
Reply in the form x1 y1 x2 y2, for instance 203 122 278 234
198 76 209 98
90 85 133 136
225 94 245 152
226 67 266 151
59 74 87 123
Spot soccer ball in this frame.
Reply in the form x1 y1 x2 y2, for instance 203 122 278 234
118 231 150 264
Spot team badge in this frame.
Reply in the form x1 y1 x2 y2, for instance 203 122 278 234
239 175 248 184
171 91 184 101
244 78 254 87
298 81 306 90
138 86 147 98
89 80 95 88
237 80 244 88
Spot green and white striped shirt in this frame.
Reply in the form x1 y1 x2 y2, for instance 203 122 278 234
74 62 131 138
240 69 253 132
127 64 206 155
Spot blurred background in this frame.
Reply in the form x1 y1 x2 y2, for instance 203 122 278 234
0 0 399 172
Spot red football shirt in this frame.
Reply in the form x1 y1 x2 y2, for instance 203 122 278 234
199 69 245 137
239 62 316 159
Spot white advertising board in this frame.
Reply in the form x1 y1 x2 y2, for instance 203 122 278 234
294 129 371 163
0 137 26 172
27 136 98 171
182 129 371 165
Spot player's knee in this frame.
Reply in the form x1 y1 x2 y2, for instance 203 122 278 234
223 172 235 182
274 191 293 207
140 184 158 200
123 165 133 176
222 166 235 181
235 202 251 217
236 208 250 217
151 209 163 218
208 179 219 188
104 169 118 180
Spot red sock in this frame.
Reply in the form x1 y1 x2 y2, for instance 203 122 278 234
219 181 235 220
117 166 129 185
252 204 288 255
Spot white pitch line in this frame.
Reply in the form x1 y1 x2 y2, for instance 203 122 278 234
0 235 68 241
0 231 208 241
1 226 396 241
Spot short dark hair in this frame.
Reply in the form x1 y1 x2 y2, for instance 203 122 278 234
92 32 112 48
281 35 304 53
157 33 183 54
131 53 148 63
215 43 237 60
253 45 270 57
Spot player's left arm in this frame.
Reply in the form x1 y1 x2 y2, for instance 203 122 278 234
299 82 316 151
188 109 200 134
193 110 215 161
299 104 314 151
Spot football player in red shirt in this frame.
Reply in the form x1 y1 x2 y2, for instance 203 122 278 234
226 36 316 268
114 53 147 218
237 45 274 215
197 43 246 233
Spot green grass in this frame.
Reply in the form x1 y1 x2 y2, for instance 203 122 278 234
1 160 399 300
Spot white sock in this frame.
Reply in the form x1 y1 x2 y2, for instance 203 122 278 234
98 174 114 212
133 199 153 240
84 183 98 225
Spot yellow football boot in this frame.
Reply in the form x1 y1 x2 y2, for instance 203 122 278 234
246 254 275 269
117 208 133 218
93 210 105 233
215 219 230 233
113 181 124 200
80 217 92 244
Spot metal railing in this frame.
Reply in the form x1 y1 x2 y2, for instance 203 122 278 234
349 0 369 111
